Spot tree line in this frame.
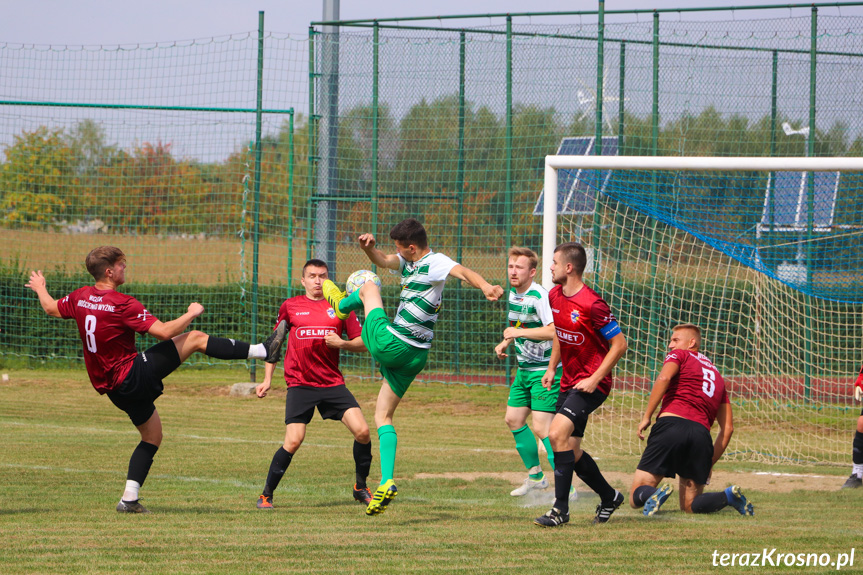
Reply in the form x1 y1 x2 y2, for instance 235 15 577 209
1 98 859 251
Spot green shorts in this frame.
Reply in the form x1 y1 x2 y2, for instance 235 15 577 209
507 366 561 412
361 308 429 398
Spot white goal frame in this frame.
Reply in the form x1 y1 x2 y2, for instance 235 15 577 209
541 155 863 288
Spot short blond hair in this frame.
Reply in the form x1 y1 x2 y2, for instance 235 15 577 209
507 246 538 270
672 323 702 347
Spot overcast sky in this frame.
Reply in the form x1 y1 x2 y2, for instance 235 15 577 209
3 1 860 45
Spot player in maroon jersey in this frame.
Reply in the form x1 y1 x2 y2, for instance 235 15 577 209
841 363 863 488
534 242 628 527
629 324 753 516
253 259 372 509
26 246 286 513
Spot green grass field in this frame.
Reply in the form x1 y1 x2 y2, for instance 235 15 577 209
2 368 861 574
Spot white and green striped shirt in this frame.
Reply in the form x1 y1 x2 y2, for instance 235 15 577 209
509 282 555 371
387 251 458 349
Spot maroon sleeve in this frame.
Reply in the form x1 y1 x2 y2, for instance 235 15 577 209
663 350 684 367
589 298 616 331
345 312 362 339
56 290 78 319
121 296 159 334
275 300 290 330
719 386 729 404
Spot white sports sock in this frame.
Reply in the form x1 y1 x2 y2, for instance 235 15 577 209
122 480 141 502
852 463 863 478
248 343 266 359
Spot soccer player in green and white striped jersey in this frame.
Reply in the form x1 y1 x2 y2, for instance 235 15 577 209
323 218 503 516
494 247 562 497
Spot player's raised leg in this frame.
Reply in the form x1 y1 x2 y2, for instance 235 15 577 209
170 321 287 363
323 275 383 320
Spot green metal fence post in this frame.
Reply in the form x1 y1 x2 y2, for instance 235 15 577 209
250 10 265 382
287 111 295 297
456 30 467 375
804 6 818 400
612 41 626 305
372 22 380 257
307 26 318 263
591 0 606 262
769 50 778 232
505 15 514 387
647 10 661 379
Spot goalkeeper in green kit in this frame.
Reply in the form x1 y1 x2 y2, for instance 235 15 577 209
323 218 503 516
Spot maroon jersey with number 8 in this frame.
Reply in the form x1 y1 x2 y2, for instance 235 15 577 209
57 287 159 394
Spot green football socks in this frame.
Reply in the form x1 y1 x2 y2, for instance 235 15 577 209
378 424 398 483
340 289 363 314
542 436 555 470
511 425 542 477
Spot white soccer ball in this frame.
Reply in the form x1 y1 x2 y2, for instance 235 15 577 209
345 269 381 295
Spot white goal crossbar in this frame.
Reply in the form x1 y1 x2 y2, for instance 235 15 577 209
541 155 863 288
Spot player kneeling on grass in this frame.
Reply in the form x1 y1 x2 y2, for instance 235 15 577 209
323 218 503 516
629 324 753 517
494 247 567 499
254 259 374 509
26 246 286 513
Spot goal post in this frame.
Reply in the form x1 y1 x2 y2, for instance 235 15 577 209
542 155 863 289
541 154 863 464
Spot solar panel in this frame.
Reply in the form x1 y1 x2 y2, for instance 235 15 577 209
759 171 840 231
533 136 619 216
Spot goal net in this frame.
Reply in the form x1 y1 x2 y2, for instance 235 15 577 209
542 155 863 464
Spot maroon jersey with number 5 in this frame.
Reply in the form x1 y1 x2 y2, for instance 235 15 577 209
274 296 362 388
57 287 159 394
659 349 729 430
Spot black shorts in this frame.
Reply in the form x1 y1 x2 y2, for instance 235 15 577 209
637 416 714 485
285 385 361 425
555 388 608 438
107 340 182 427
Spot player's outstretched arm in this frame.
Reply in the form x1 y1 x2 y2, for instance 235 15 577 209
25 270 61 318
147 302 205 341
358 233 401 270
503 324 555 341
637 361 677 440
711 403 734 464
448 265 503 301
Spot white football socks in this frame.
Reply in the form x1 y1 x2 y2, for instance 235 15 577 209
122 480 141 502
852 463 863 478
248 343 266 359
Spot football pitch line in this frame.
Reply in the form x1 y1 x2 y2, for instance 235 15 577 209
0 419 513 453
0 462 261 489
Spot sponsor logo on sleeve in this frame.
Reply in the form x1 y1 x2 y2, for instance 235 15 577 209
137 310 150 322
